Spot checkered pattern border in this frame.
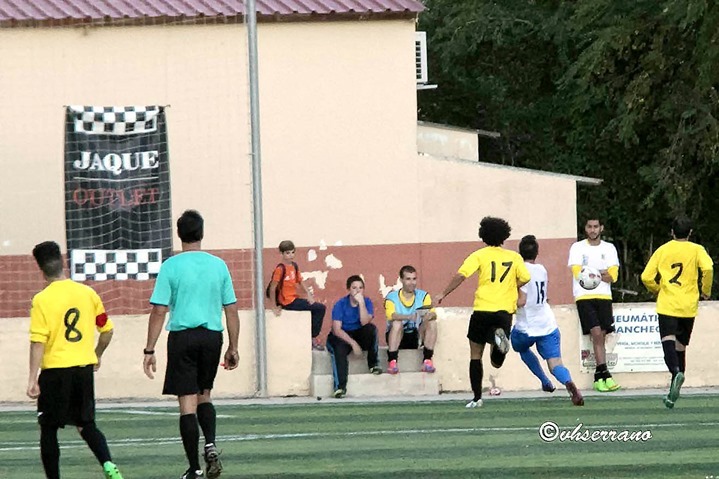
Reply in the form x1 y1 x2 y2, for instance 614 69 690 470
69 105 160 135
70 249 162 281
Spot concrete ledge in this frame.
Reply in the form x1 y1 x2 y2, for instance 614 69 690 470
312 348 425 375
311 372 440 398
3 302 719 401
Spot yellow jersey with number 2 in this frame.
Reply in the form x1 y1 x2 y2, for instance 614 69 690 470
641 240 713 317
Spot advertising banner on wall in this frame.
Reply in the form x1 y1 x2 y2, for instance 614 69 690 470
579 304 665 373
64 105 171 281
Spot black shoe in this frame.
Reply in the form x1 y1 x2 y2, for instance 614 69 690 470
204 444 223 479
490 346 507 368
542 382 556 393
181 469 204 479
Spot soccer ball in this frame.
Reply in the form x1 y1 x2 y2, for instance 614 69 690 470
578 267 602 290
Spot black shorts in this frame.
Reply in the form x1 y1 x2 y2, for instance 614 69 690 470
467 311 512 345
37 365 95 428
658 314 695 346
385 328 420 349
163 327 223 397
576 299 615 334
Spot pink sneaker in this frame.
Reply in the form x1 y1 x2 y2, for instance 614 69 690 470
387 359 399 375
421 359 436 373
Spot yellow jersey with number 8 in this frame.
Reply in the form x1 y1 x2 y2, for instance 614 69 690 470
30 279 114 369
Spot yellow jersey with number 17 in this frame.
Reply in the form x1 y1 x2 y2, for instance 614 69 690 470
458 246 531 313
30 279 114 369
640 240 713 318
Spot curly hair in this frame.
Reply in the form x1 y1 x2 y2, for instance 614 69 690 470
478 216 512 247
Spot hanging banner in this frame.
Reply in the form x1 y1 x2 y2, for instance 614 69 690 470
64 106 172 281
579 304 665 373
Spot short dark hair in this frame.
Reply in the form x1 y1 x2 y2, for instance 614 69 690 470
585 216 603 225
519 235 539 261
346 275 364 289
279 240 295 253
478 216 512 247
672 216 693 239
32 241 63 278
399 265 416 279
177 210 204 243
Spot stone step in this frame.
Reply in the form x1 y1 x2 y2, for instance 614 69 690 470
312 348 427 375
310 371 440 398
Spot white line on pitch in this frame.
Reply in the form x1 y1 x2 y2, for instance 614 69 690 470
2 411 234 424
109 410 234 418
2 422 719 452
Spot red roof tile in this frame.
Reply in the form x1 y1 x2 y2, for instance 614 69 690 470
0 0 424 21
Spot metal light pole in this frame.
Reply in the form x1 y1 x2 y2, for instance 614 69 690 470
246 0 267 397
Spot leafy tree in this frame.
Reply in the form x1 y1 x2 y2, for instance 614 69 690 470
418 0 719 298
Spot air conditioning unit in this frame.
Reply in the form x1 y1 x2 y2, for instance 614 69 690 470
416 32 437 90
415 31 428 84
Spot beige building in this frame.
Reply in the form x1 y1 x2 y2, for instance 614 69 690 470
0 0 609 399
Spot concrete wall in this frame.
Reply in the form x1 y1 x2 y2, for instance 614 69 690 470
417 121 479 161
0 20 584 328
0 310 311 402
434 303 719 393
0 19 419 255
3 303 718 402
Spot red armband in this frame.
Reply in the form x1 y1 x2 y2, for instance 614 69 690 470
96 312 108 327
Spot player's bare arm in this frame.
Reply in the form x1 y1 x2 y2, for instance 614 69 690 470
94 329 114 371
143 304 168 379
223 303 241 370
517 288 528 308
26 341 44 399
436 273 466 304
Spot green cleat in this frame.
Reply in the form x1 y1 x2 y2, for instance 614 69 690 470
593 379 609 392
668 372 685 403
663 395 675 409
604 377 621 391
103 461 124 479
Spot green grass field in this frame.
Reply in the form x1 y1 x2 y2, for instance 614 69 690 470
2 394 719 478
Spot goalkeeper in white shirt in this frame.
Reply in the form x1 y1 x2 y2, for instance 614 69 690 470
512 235 584 406
567 217 621 392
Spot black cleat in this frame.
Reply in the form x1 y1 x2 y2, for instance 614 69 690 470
180 469 204 479
204 444 223 479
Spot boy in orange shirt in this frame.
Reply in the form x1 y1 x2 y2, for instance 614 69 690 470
268 240 327 350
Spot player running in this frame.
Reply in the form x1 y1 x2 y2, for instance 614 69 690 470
512 235 583 406
641 216 713 408
437 216 530 408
